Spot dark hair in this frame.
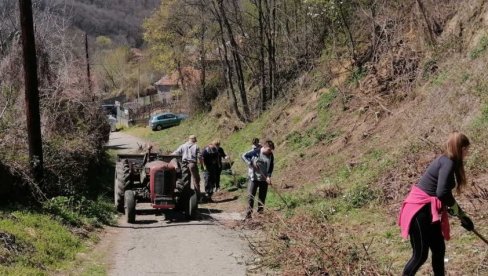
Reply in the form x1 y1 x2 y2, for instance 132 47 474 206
263 140 275 150
445 131 470 192
252 138 259 145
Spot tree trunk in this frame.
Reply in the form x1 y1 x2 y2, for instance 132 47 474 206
218 0 250 120
264 0 276 105
19 0 44 190
85 33 92 94
271 0 277 104
283 0 291 56
416 0 436 45
257 0 267 112
199 2 207 106
336 0 356 62
212 0 244 121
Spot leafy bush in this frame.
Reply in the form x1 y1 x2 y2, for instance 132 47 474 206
43 196 115 227
347 67 367 86
343 185 378 209
317 87 338 110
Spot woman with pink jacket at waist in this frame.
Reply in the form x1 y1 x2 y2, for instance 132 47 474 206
398 131 474 276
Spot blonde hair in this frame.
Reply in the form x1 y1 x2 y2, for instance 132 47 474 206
213 139 221 146
445 131 470 192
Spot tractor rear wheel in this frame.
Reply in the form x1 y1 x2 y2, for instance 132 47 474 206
114 170 123 212
124 190 136 223
114 159 131 213
186 190 198 219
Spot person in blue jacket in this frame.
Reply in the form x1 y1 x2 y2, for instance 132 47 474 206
241 140 275 219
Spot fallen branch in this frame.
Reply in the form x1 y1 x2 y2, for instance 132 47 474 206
0 96 9 119
418 136 442 152
373 96 393 115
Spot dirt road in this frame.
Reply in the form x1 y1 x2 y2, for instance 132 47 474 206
104 131 249 276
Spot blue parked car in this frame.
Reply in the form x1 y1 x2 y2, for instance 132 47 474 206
149 112 186 131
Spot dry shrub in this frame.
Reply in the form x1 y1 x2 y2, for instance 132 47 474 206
0 2 110 201
340 0 460 101
316 184 342 199
243 211 387 275
0 231 33 265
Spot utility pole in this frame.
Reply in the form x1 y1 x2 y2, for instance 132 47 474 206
85 33 92 94
137 64 140 102
19 0 44 186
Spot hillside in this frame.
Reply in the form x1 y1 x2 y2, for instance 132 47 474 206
127 0 488 274
39 0 161 46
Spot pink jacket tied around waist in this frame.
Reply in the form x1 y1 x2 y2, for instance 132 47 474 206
398 185 450 240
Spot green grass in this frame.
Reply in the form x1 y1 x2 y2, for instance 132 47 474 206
0 198 115 275
469 35 488 60
0 210 83 275
43 196 116 227
431 70 449 86
80 263 106 276
317 87 337 124
285 127 339 150
347 67 367 86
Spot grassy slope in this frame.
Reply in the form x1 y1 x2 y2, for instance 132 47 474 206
0 152 117 275
123 33 488 276
0 209 107 276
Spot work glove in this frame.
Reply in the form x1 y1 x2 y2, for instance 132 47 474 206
460 215 474 231
448 202 474 231
447 202 465 217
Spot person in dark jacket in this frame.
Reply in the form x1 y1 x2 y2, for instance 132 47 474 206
202 142 220 202
251 137 261 150
241 137 262 189
241 140 275 219
398 131 474 276
213 139 227 192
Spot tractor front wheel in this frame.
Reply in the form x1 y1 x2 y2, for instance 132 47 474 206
124 190 136 223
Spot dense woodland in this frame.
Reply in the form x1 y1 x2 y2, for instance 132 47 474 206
143 0 458 122
0 0 118 201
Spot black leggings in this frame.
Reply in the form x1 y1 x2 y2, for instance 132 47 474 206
403 204 445 276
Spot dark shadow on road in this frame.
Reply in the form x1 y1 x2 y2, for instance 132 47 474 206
111 222 215 229
135 209 161 216
104 144 130 150
133 219 159 224
112 208 219 228
211 195 239 204
198 208 224 214
197 208 225 221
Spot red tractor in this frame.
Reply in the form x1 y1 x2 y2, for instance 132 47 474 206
114 151 198 223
